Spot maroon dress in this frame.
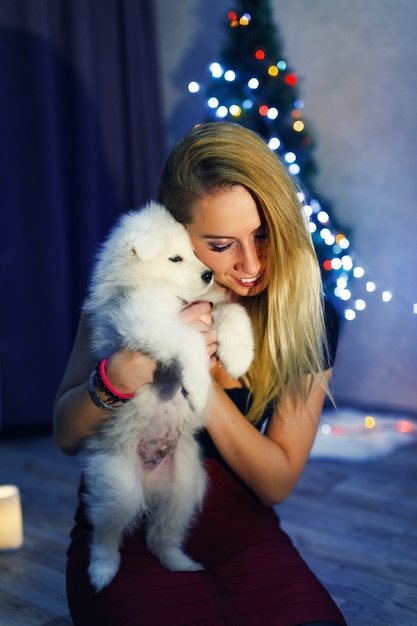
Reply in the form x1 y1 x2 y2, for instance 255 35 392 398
66 302 346 625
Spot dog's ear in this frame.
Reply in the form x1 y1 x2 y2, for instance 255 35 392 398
118 202 170 262
129 236 162 262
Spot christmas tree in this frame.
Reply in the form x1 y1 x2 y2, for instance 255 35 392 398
188 0 356 317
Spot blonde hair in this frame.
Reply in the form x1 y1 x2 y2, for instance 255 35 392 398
158 122 328 424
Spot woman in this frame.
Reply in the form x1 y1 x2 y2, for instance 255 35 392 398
54 122 346 625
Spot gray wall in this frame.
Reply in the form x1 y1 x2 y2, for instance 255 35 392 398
155 0 417 415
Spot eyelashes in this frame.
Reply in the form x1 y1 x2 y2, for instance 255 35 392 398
209 242 233 253
208 231 268 253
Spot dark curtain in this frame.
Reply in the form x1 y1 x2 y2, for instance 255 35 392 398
0 1 165 431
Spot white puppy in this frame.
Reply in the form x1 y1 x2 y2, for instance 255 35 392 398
83 201 254 592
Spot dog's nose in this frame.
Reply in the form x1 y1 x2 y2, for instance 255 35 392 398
201 270 213 284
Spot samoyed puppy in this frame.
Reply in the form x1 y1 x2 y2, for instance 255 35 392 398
83 201 254 591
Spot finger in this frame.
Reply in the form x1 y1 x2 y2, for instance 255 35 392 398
202 329 217 348
180 300 212 324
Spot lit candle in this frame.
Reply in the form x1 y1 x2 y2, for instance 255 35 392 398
0 485 24 550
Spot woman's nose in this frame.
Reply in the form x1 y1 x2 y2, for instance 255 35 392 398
236 242 262 275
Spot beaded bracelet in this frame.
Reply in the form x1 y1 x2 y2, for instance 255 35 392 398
88 370 119 411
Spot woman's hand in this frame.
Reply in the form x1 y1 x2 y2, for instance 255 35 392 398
179 301 218 367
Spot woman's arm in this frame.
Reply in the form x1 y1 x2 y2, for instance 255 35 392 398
53 302 216 455
53 312 158 455
205 370 332 506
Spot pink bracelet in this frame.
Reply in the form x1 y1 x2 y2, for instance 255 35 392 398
99 357 136 400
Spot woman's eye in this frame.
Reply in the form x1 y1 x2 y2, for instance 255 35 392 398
169 255 183 262
209 242 233 253
255 230 268 241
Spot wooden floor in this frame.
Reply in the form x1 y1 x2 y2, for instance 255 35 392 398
0 432 416 626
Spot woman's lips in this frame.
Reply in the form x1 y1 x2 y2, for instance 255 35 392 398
233 272 263 288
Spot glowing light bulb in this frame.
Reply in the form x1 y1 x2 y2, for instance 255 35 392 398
309 222 317 234
382 291 392 302
335 288 351 301
224 70 236 82
209 62 223 78
255 49 265 60
248 77 259 89
366 281 376 292
288 163 300 175
397 420 413 433
293 120 305 132
344 309 356 320
414 303 417 314
284 152 296 163
242 99 253 109
355 299 366 310
268 137 281 150
188 81 200 93
294 99 304 109
267 107 279 120
317 211 329 224
277 60 287 70
229 104 241 117
216 106 228 118
268 65 279 77
321 424 332 435
353 266 365 278
331 258 342 270
342 255 353 271
207 97 219 109
285 73 297 85
365 416 376 428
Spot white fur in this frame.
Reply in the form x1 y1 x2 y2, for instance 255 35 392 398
83 201 254 591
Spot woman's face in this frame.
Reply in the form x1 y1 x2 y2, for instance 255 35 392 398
186 185 269 297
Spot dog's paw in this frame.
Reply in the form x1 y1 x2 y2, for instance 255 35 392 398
218 342 254 379
213 303 254 378
159 547 204 572
88 554 121 592
181 368 211 414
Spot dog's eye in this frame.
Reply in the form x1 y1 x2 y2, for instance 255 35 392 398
169 255 183 263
